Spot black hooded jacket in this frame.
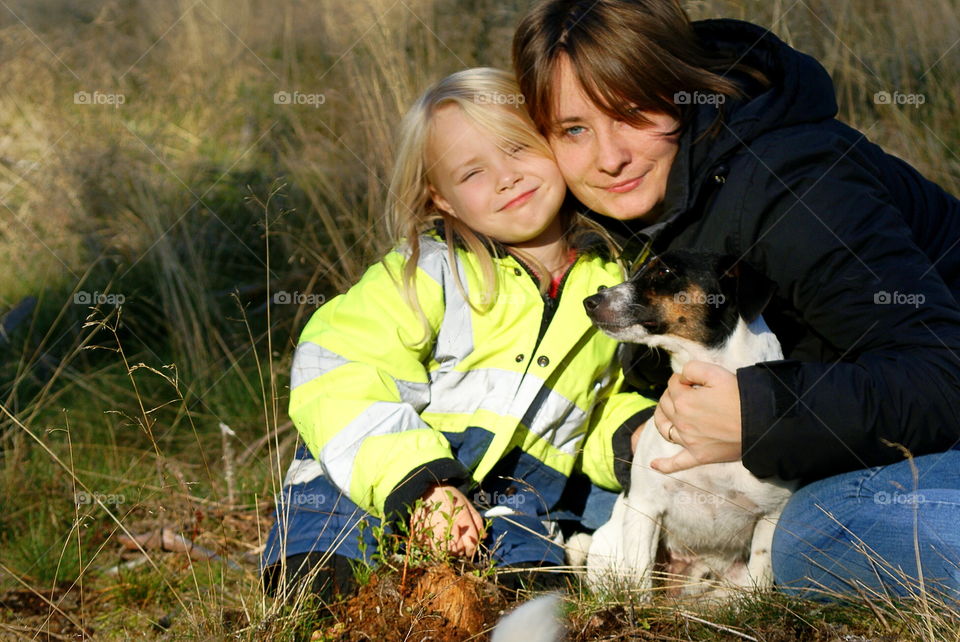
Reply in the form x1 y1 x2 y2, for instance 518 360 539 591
606 19 960 483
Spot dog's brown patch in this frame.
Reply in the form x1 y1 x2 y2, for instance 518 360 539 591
645 285 712 343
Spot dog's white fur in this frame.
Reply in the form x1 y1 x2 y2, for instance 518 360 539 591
576 284 794 596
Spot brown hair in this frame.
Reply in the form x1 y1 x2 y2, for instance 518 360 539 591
512 0 767 137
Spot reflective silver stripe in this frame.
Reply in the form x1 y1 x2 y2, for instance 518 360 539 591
525 387 588 455
394 379 430 410
292 343 430 409
418 239 476 369
409 236 448 285
291 342 350 390
321 402 430 493
425 368 524 415
425 368 586 453
283 456 325 487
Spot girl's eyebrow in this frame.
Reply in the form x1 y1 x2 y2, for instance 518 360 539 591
452 155 482 172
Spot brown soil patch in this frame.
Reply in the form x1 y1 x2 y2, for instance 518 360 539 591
321 564 507 641
0 586 95 640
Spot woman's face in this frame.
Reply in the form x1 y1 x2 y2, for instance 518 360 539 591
546 57 680 223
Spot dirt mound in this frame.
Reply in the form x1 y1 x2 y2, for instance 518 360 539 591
0 586 94 639
322 564 507 641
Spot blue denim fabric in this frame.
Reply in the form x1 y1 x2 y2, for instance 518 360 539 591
773 451 960 602
261 472 569 569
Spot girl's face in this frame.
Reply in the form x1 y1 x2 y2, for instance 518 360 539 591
427 104 566 246
546 57 680 223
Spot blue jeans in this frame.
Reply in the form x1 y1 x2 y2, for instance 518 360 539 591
261 473 569 569
773 451 960 602
262 443 621 573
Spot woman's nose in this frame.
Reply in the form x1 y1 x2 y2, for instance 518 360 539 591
595 126 631 175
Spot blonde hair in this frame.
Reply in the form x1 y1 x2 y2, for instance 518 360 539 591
386 67 618 335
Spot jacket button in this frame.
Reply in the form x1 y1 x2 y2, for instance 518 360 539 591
515 353 525 362
537 355 550 367
514 267 522 276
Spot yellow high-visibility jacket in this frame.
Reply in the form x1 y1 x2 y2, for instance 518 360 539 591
286 235 656 519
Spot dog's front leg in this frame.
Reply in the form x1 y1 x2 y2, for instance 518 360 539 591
744 508 782 589
585 494 627 589
621 497 661 596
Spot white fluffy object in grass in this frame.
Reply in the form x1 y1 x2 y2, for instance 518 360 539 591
491 593 564 642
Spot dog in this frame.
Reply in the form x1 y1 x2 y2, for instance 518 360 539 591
575 250 795 597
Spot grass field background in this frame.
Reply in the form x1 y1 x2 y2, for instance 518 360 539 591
1 0 958 638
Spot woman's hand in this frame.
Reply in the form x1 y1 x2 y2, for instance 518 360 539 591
647 361 744 473
410 484 484 558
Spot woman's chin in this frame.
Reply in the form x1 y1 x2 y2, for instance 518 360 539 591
590 194 664 223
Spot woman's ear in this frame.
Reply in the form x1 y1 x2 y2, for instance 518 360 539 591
428 184 456 217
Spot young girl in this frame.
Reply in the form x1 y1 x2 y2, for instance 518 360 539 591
261 68 655 599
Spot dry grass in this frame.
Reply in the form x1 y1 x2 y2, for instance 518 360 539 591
0 0 958 639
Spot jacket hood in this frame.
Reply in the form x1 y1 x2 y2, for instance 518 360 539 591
638 18 840 242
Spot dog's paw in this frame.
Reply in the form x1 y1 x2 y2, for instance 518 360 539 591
565 532 592 568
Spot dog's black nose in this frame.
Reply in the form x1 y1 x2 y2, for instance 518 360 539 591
583 293 602 312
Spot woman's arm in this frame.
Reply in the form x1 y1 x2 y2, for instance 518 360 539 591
736 139 960 480
653 137 960 480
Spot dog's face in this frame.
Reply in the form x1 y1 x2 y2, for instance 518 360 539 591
584 251 774 349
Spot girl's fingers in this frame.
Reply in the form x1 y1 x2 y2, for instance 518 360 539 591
450 515 477 557
468 503 485 536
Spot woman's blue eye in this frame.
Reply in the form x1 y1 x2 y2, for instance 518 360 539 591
564 125 585 137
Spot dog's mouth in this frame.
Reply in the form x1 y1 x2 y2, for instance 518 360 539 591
589 317 657 331
589 317 660 345
590 319 632 332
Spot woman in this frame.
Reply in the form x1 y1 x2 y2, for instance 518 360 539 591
513 0 960 600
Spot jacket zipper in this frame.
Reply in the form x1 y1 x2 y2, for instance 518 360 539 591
512 254 580 355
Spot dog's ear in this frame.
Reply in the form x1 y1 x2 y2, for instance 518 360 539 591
721 258 776 323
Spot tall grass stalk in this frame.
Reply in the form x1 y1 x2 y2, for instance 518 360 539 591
0 0 957 638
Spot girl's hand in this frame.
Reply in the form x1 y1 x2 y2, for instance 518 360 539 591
410 484 484 558
649 361 743 473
